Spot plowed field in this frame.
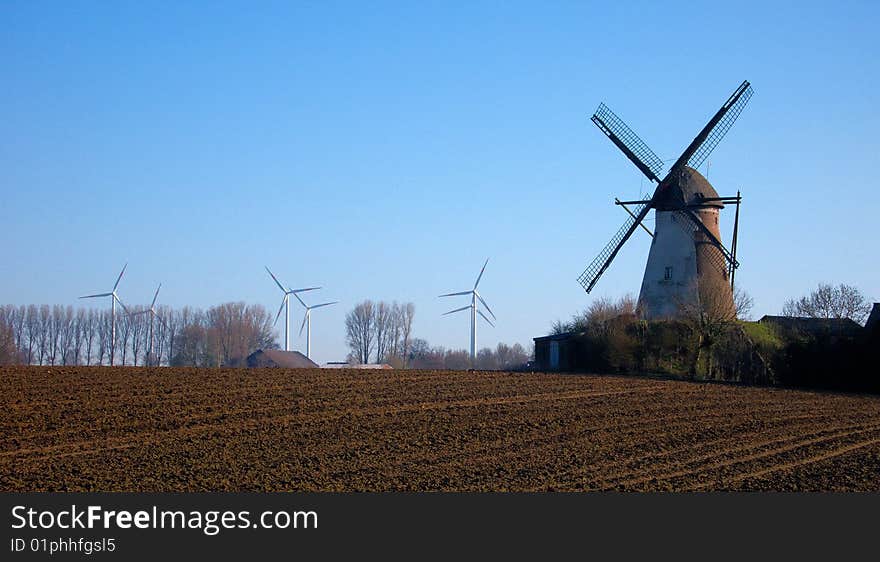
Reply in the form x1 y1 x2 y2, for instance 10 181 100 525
2 366 879 491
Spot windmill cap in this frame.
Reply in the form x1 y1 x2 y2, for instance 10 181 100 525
655 166 724 210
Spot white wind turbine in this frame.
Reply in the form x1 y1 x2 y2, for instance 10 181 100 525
131 283 167 366
79 263 129 366
440 258 497 362
266 266 319 352
293 293 338 360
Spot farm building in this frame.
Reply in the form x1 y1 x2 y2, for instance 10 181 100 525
246 349 318 369
533 332 587 372
758 315 864 340
866 303 880 333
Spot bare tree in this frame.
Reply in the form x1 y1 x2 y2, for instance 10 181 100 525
12 305 26 360
118 310 132 365
677 277 739 378
345 300 375 365
374 301 391 363
96 310 112 365
36 305 50 365
199 302 276 366
56 306 76 365
734 287 754 320
0 321 18 365
399 303 415 367
83 309 97 366
555 294 637 336
129 307 147 366
782 283 871 324
24 305 38 364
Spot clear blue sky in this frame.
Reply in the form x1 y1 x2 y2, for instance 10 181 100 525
3 1 878 364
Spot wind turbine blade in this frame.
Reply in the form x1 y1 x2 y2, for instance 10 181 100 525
292 292 307 308
473 258 489 290
291 287 321 294
115 296 130 315
265 266 286 292
439 291 472 298
443 305 471 316
79 292 112 299
311 301 338 309
274 296 286 326
477 309 495 327
298 313 308 337
151 283 162 308
156 313 169 329
476 293 496 321
113 263 127 292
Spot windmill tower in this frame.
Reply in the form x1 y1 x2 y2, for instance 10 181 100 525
578 80 752 319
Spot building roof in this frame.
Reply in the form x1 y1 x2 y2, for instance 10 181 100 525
759 315 864 336
654 166 723 210
866 303 880 332
246 349 318 368
534 331 584 342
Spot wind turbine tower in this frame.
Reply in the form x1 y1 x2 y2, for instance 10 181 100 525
294 293 338 359
265 266 318 352
440 258 497 362
132 283 167 366
79 263 129 366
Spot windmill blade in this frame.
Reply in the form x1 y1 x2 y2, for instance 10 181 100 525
79 292 112 299
676 209 739 269
112 263 127 292
443 305 471 316
473 258 489 290
577 201 652 293
150 283 162 308
265 266 286 292
477 309 495 328
291 286 321 294
310 301 338 309
439 290 472 298
155 313 169 330
592 103 664 183
672 81 753 173
475 293 496 321
273 296 287 326
298 313 308 337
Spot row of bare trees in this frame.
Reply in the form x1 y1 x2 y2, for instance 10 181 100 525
344 300 416 366
406 339 531 370
0 303 277 367
343 301 531 370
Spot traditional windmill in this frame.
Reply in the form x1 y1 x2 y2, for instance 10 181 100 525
577 80 753 319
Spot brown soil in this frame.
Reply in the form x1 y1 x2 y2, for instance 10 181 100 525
2 366 879 492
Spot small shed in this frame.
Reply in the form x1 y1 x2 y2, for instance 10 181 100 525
533 332 586 372
246 349 318 369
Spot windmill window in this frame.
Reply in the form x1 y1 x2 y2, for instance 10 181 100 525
664 267 673 280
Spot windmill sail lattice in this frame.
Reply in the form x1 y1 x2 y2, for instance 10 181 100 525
577 201 649 293
686 82 754 171
592 104 664 183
